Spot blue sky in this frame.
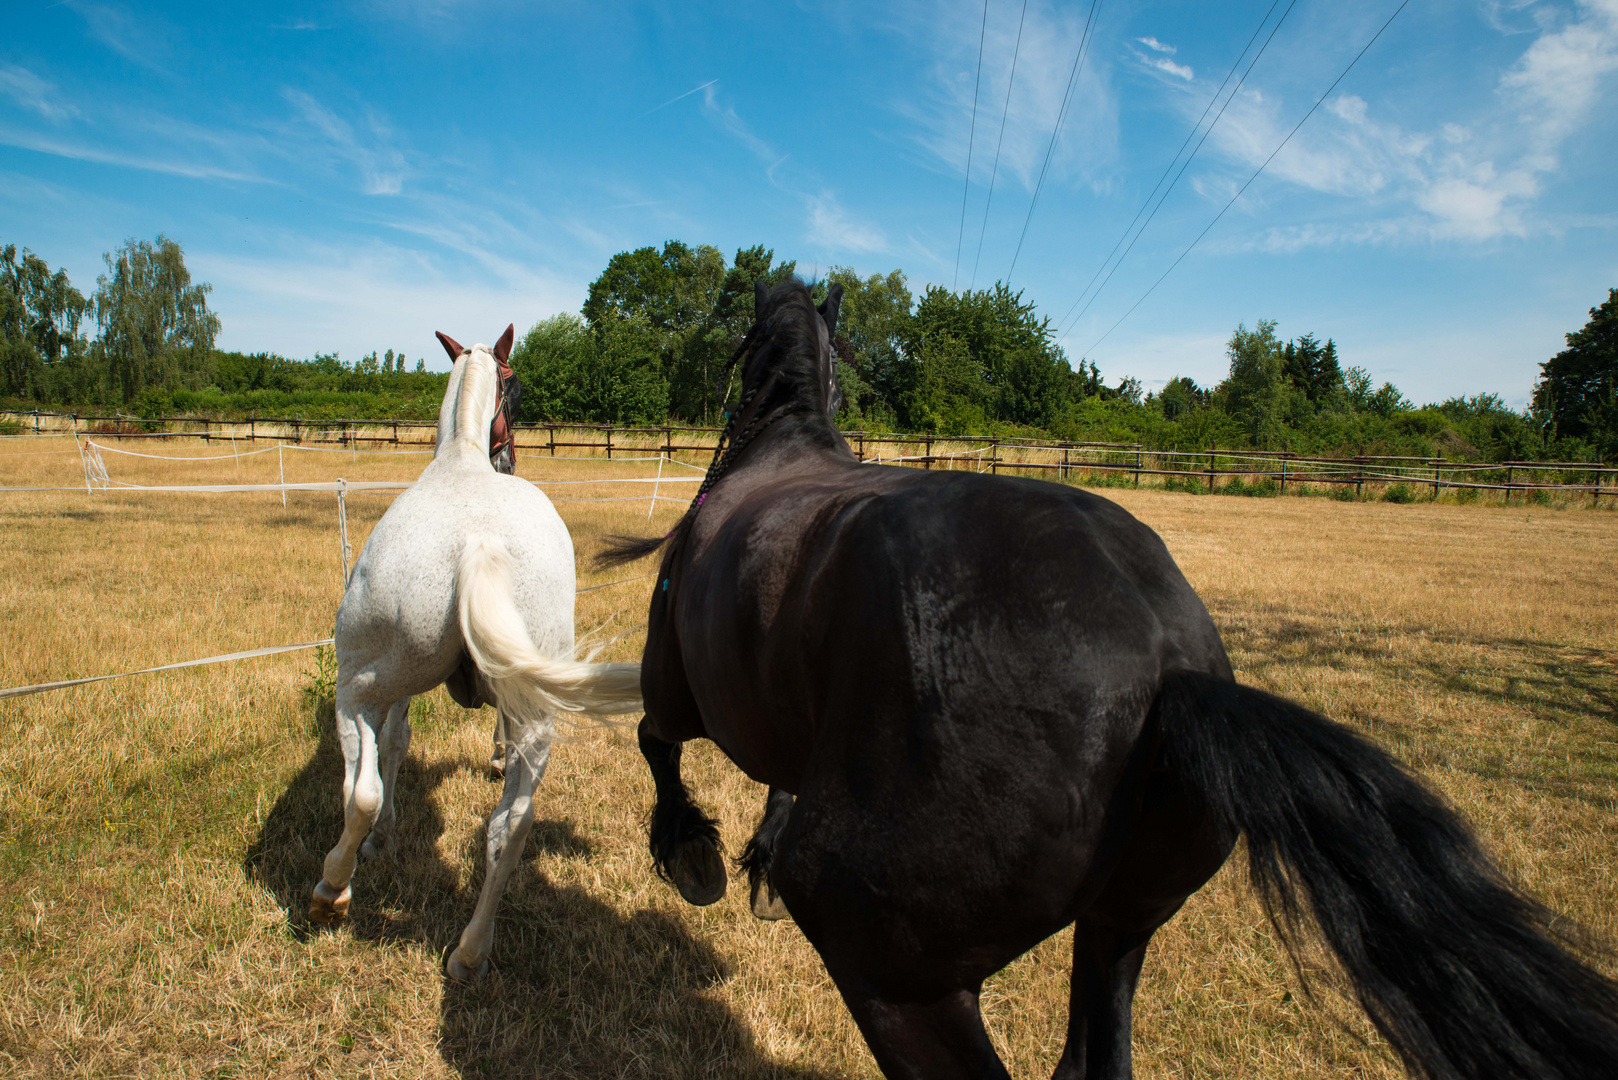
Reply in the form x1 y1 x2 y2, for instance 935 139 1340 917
3 1 1615 406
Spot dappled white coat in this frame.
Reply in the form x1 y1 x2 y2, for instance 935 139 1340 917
308 342 640 982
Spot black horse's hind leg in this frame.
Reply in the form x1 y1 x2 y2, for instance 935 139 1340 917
738 786 794 920
1052 918 1151 1080
837 985 1009 1080
638 717 727 906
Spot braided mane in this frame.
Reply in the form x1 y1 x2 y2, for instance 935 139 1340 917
596 279 834 569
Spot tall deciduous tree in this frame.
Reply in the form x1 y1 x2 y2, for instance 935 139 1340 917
92 235 220 403
1 244 89 400
1533 287 1618 455
825 266 912 423
1219 319 1288 445
901 283 1069 432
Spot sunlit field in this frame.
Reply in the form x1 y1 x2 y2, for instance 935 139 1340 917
1 434 1614 1079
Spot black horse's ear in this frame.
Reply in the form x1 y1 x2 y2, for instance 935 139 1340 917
754 279 770 320
435 331 465 360
818 282 844 336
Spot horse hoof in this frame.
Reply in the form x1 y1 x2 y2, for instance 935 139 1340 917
489 754 506 781
670 837 727 906
360 833 392 861
750 875 791 921
308 880 351 925
446 949 490 983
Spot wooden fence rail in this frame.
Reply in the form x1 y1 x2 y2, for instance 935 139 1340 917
5 410 1612 502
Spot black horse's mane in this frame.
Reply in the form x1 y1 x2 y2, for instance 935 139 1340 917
596 279 835 570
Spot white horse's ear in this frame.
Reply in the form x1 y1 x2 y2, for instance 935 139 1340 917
493 324 515 364
436 331 465 360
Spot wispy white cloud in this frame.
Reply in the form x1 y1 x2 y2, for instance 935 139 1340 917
196 239 584 366
896 0 1120 193
806 191 888 254
1145 55 1194 81
0 126 270 183
700 82 787 177
281 89 408 195
65 1 170 72
0 65 80 123
1136 36 1176 54
1180 1 1618 246
1500 0 1618 142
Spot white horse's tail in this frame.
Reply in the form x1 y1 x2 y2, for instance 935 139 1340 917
457 533 643 720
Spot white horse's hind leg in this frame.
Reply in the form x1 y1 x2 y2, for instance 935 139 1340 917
489 709 509 779
447 715 551 982
310 697 385 924
362 698 412 860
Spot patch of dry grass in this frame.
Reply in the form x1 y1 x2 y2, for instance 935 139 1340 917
0 437 1613 1078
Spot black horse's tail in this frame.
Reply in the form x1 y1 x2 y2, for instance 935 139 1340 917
1157 670 1618 1080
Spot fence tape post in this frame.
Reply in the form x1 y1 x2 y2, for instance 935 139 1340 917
279 443 286 508
74 429 90 494
648 453 664 521
337 478 352 590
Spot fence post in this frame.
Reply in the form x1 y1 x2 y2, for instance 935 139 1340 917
990 440 999 476
924 436 932 470
1356 457 1365 499
1280 455 1288 495
1207 443 1216 493
549 425 556 457
1431 459 1440 499
605 427 613 460
1134 444 1141 487
1505 465 1514 504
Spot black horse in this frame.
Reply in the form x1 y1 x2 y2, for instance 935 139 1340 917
603 279 1618 1080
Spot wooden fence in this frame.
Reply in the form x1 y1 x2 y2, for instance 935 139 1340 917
5 410 1613 502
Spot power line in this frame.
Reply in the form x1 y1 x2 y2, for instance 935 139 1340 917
953 0 991 290
1054 0 1290 337
1006 0 1104 285
969 0 1029 291
1077 0 1412 361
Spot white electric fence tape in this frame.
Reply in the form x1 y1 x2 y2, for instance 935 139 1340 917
0 640 336 701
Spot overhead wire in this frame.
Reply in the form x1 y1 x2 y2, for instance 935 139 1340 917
968 0 1029 290
1053 0 1290 337
953 0 992 290
1006 0 1104 285
1077 0 1413 360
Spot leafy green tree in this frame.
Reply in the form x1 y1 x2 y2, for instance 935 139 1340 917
900 283 1069 430
1533 288 1617 456
1157 376 1206 420
1218 319 1291 445
92 235 220 404
510 313 595 422
1 244 89 400
825 266 912 423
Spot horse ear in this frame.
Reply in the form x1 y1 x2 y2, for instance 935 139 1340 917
493 324 514 364
435 331 465 360
754 279 770 320
818 282 844 336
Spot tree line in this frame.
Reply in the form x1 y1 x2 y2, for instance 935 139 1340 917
4 235 1613 461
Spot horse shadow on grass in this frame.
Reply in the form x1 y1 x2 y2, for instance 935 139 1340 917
1210 600 1618 807
244 705 837 1080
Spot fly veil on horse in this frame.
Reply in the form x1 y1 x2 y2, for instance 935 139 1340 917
309 326 641 983
603 280 1618 1080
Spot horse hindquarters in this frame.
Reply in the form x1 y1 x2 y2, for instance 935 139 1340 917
1157 671 1618 1080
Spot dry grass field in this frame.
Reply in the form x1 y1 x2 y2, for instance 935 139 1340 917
0 434 1614 1079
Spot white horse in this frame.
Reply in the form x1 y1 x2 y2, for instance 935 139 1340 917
307 326 641 981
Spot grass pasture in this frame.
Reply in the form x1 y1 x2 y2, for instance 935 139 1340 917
1 434 1615 1079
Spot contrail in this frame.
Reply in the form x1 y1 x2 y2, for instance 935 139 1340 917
636 79 718 119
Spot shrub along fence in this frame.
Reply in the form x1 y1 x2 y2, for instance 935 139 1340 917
6 410 1614 503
